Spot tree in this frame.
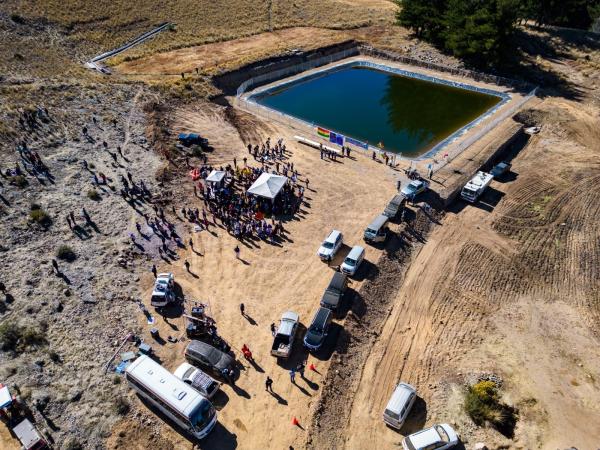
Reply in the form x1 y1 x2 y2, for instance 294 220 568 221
396 0 448 44
443 0 519 67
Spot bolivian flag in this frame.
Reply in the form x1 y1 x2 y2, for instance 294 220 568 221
317 127 330 139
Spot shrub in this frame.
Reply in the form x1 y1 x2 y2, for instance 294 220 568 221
56 245 76 262
62 437 83 450
0 322 47 353
29 205 51 227
113 397 130 415
48 350 60 363
87 189 101 200
464 380 517 438
9 175 28 188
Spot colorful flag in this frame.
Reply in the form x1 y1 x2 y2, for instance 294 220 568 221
317 127 330 139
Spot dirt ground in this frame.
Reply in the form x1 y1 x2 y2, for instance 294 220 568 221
2 8 600 450
309 96 600 449
106 102 400 450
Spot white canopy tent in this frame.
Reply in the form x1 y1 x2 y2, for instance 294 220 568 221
247 172 287 200
205 170 226 187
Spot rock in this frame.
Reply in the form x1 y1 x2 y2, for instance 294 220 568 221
64 289 71 297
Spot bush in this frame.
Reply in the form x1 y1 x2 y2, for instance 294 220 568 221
48 350 60 363
9 175 28 188
113 397 130 415
464 380 517 437
0 322 47 353
56 245 76 262
87 189 101 200
29 205 51 227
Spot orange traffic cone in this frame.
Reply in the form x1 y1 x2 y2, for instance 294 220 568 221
292 417 300 426
309 363 316 371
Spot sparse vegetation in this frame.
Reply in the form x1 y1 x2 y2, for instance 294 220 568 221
56 245 77 262
28 204 51 227
464 380 518 437
113 397 130 416
9 175 28 188
0 322 47 354
87 188 101 200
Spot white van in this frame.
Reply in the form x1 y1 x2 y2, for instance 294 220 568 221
363 214 389 244
383 382 417 429
340 246 365 276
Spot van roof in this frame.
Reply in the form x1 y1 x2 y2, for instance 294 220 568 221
385 382 415 413
325 230 342 243
346 245 365 260
368 214 388 230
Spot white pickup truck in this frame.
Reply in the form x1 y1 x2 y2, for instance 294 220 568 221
271 311 300 358
461 171 493 203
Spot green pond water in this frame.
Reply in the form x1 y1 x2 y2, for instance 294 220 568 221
253 66 501 156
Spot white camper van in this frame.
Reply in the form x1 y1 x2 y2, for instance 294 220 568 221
460 171 493 203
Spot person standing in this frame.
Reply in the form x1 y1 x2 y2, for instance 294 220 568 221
234 245 240 259
151 264 157 278
270 323 276 336
184 260 190 272
289 368 296 384
297 362 306 379
265 376 273 392
240 303 245 317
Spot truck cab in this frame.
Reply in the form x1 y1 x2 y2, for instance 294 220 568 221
271 311 300 358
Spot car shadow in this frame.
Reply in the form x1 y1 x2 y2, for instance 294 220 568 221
137 395 238 449
211 389 230 411
395 396 428 435
351 259 378 282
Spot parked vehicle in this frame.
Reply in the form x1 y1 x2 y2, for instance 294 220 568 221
271 311 300 358
383 382 417 429
173 362 221 399
460 171 493 203
363 214 389 244
178 133 209 148
320 272 348 310
317 230 343 261
383 194 406 220
490 161 511 178
12 419 49 450
303 307 333 351
125 355 217 440
185 340 235 376
401 179 429 200
402 423 459 450
150 273 176 308
340 246 365 276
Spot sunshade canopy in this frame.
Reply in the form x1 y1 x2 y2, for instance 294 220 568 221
206 170 226 183
247 172 287 200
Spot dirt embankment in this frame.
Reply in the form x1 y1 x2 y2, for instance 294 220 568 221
307 207 441 449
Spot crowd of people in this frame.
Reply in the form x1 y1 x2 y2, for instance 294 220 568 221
186 138 306 244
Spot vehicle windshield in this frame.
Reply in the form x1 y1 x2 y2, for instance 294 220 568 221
344 258 356 266
322 241 335 249
462 188 476 196
365 228 376 235
190 399 214 430
435 425 450 442
306 329 322 344
406 184 417 193
384 409 400 420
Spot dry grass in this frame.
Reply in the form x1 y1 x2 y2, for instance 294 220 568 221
4 0 395 65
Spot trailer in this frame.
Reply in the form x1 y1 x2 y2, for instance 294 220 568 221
460 171 493 203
